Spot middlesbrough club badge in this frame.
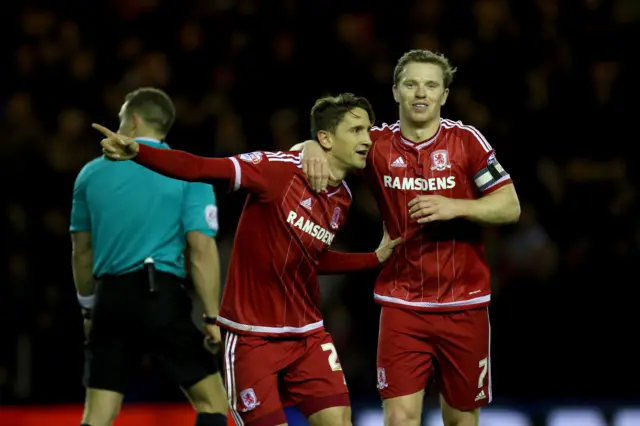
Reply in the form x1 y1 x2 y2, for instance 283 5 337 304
330 207 341 229
430 149 451 171
239 388 260 412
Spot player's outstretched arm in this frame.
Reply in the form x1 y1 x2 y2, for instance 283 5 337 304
93 123 234 184
134 144 234 183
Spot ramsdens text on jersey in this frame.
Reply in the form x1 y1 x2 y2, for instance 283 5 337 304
286 211 335 245
383 176 456 191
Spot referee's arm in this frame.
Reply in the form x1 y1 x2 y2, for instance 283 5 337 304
70 166 96 305
183 182 221 319
187 231 221 318
71 231 95 296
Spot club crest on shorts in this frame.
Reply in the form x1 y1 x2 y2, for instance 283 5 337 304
330 207 341 229
430 149 451 171
377 367 388 390
239 151 263 164
239 388 260 412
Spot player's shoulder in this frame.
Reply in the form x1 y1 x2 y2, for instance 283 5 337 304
259 150 302 169
440 118 493 151
440 118 488 141
370 120 400 141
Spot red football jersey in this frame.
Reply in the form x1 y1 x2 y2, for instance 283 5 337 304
132 145 382 337
365 118 513 312
218 151 354 336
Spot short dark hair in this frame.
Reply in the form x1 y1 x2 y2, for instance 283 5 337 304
310 93 375 139
393 50 457 88
123 87 176 137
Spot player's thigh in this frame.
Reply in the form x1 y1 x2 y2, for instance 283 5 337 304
281 332 350 420
436 307 491 412
377 306 435 400
223 331 291 426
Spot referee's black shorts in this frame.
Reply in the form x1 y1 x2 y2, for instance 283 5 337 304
84 269 218 393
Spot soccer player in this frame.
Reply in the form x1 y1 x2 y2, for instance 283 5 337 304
294 50 521 426
70 88 228 426
94 92 402 426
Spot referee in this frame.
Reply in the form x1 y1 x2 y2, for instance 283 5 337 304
70 88 227 426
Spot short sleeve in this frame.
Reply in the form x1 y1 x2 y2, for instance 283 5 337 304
69 167 91 232
229 151 300 198
182 182 218 237
465 127 513 195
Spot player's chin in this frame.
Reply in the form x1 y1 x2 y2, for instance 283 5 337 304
408 109 434 122
350 155 367 169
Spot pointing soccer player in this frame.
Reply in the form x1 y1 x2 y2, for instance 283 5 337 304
94 93 402 426
295 50 521 426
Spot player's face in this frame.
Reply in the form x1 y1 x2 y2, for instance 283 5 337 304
330 107 373 170
393 62 449 125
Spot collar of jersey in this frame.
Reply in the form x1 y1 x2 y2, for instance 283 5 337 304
394 119 442 152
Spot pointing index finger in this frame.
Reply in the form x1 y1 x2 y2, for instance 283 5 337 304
91 123 117 138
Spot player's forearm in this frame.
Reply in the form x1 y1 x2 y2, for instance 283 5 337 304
189 241 221 317
72 250 95 296
317 251 380 274
456 184 521 225
135 144 234 184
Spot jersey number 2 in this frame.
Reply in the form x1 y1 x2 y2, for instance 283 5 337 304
321 343 342 371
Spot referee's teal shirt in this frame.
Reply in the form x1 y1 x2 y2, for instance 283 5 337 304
69 138 218 278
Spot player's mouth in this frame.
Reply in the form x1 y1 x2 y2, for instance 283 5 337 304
412 103 428 111
355 148 369 158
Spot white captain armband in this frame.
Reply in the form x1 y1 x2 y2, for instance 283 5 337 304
473 153 509 192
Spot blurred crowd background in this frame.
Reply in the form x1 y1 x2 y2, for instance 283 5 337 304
1 0 639 413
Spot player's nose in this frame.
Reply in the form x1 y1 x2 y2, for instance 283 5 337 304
360 138 372 148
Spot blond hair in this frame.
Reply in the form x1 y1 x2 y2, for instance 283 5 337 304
393 50 457 88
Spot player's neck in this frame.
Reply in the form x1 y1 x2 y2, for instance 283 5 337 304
400 116 440 143
326 155 346 186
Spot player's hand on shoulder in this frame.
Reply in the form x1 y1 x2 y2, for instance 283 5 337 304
408 194 460 223
375 222 402 263
300 140 335 192
91 123 140 161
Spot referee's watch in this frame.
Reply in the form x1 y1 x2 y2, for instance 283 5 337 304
203 314 218 325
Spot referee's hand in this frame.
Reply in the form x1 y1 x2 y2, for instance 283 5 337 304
204 324 222 355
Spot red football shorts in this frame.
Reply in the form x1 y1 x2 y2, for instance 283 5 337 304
377 306 491 410
222 330 350 426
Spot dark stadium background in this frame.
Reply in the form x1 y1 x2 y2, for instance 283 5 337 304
1 1 638 425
